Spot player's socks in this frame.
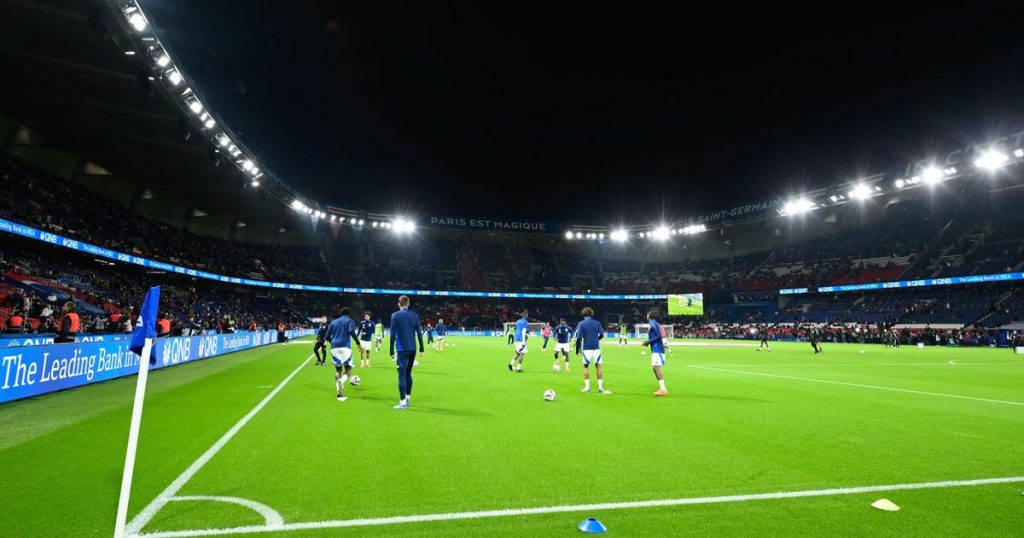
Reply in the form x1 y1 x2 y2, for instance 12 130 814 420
582 381 590 392
658 379 666 391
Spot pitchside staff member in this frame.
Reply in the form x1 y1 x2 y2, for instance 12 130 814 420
313 322 328 365
390 295 424 410
55 302 80 344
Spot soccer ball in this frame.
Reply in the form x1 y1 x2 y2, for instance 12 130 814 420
553 364 561 372
349 375 361 387
543 389 556 401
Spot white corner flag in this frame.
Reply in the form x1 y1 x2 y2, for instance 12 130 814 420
114 286 161 538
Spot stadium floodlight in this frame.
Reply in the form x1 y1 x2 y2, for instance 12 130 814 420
921 166 943 184
156 54 170 68
682 223 707 235
215 133 230 147
358 219 365 226
1015 149 1024 158
638 232 646 238
575 232 582 238
848 184 872 200
610 229 628 242
228 145 241 157
290 199 305 212
186 98 203 114
203 118 216 129
781 198 816 216
598 232 605 240
565 231 573 240
393 218 416 233
124 6 147 32
165 69 182 86
372 221 378 227
893 178 906 188
974 150 1008 171
241 159 254 171
249 167 260 176
250 179 259 187
653 226 671 240
125 50 136 56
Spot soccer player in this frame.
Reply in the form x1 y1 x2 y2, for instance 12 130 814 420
358 311 375 367
506 322 515 345
575 307 609 394
758 325 771 351
507 310 530 372
541 322 552 350
619 323 628 346
426 322 435 348
313 322 328 365
641 311 669 396
374 319 384 352
551 317 573 371
809 326 823 354
435 318 448 352
327 307 358 402
390 295 424 409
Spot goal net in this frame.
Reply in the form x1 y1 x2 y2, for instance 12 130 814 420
634 323 674 340
503 322 547 337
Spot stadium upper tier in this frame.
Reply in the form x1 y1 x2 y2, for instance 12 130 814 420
2 156 1023 297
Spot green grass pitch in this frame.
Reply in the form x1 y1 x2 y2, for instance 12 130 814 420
1 337 1023 536
668 294 704 316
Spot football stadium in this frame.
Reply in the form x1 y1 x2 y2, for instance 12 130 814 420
2 2 1023 537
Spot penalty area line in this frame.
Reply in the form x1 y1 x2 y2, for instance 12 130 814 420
135 475 1024 537
126 353 315 536
688 365 1024 407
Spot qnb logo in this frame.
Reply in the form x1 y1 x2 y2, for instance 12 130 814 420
196 336 219 358
40 232 59 244
61 238 80 249
160 338 193 365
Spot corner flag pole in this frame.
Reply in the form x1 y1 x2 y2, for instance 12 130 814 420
114 285 160 538
114 338 154 538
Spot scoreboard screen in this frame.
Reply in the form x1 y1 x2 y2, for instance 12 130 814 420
668 293 704 316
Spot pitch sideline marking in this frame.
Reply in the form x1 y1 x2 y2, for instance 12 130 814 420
688 362 1024 367
689 365 1024 406
169 497 284 527
134 475 1024 537
126 354 314 536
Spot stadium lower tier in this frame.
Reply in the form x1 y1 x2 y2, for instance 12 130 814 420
2 233 1023 347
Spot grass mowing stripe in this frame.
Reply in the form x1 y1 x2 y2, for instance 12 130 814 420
126 354 314 536
689 365 1024 406
135 475 1024 537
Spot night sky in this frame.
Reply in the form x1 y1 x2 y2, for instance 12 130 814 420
145 2 1024 222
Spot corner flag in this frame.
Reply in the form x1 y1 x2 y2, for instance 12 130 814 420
129 286 161 364
115 285 161 538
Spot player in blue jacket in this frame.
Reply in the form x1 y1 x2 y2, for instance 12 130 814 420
641 311 668 396
574 307 609 394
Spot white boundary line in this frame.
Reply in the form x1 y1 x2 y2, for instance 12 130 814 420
689 362 1024 367
136 475 1024 537
688 365 1024 407
126 354 314 536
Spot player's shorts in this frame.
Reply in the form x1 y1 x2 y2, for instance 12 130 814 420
331 347 353 368
358 339 372 350
437 335 445 341
555 342 570 353
651 352 666 367
581 349 602 366
375 335 383 342
514 342 528 354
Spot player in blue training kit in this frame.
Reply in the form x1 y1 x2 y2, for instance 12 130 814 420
358 311 375 368
507 310 530 372
434 318 448 353
574 307 609 393
641 311 669 396
551 318 573 372
326 306 359 402
389 295 424 409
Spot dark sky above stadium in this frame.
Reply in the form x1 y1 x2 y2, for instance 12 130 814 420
146 2 1024 222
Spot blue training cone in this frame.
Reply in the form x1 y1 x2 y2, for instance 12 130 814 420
578 518 607 533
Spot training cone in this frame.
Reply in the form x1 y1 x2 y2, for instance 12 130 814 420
578 518 607 533
871 498 900 512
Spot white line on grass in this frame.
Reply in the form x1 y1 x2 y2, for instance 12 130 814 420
688 362 1024 367
126 354 314 536
169 497 283 527
135 475 1024 537
689 365 1024 407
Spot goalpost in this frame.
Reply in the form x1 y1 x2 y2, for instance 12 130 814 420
503 322 547 336
635 323 675 340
